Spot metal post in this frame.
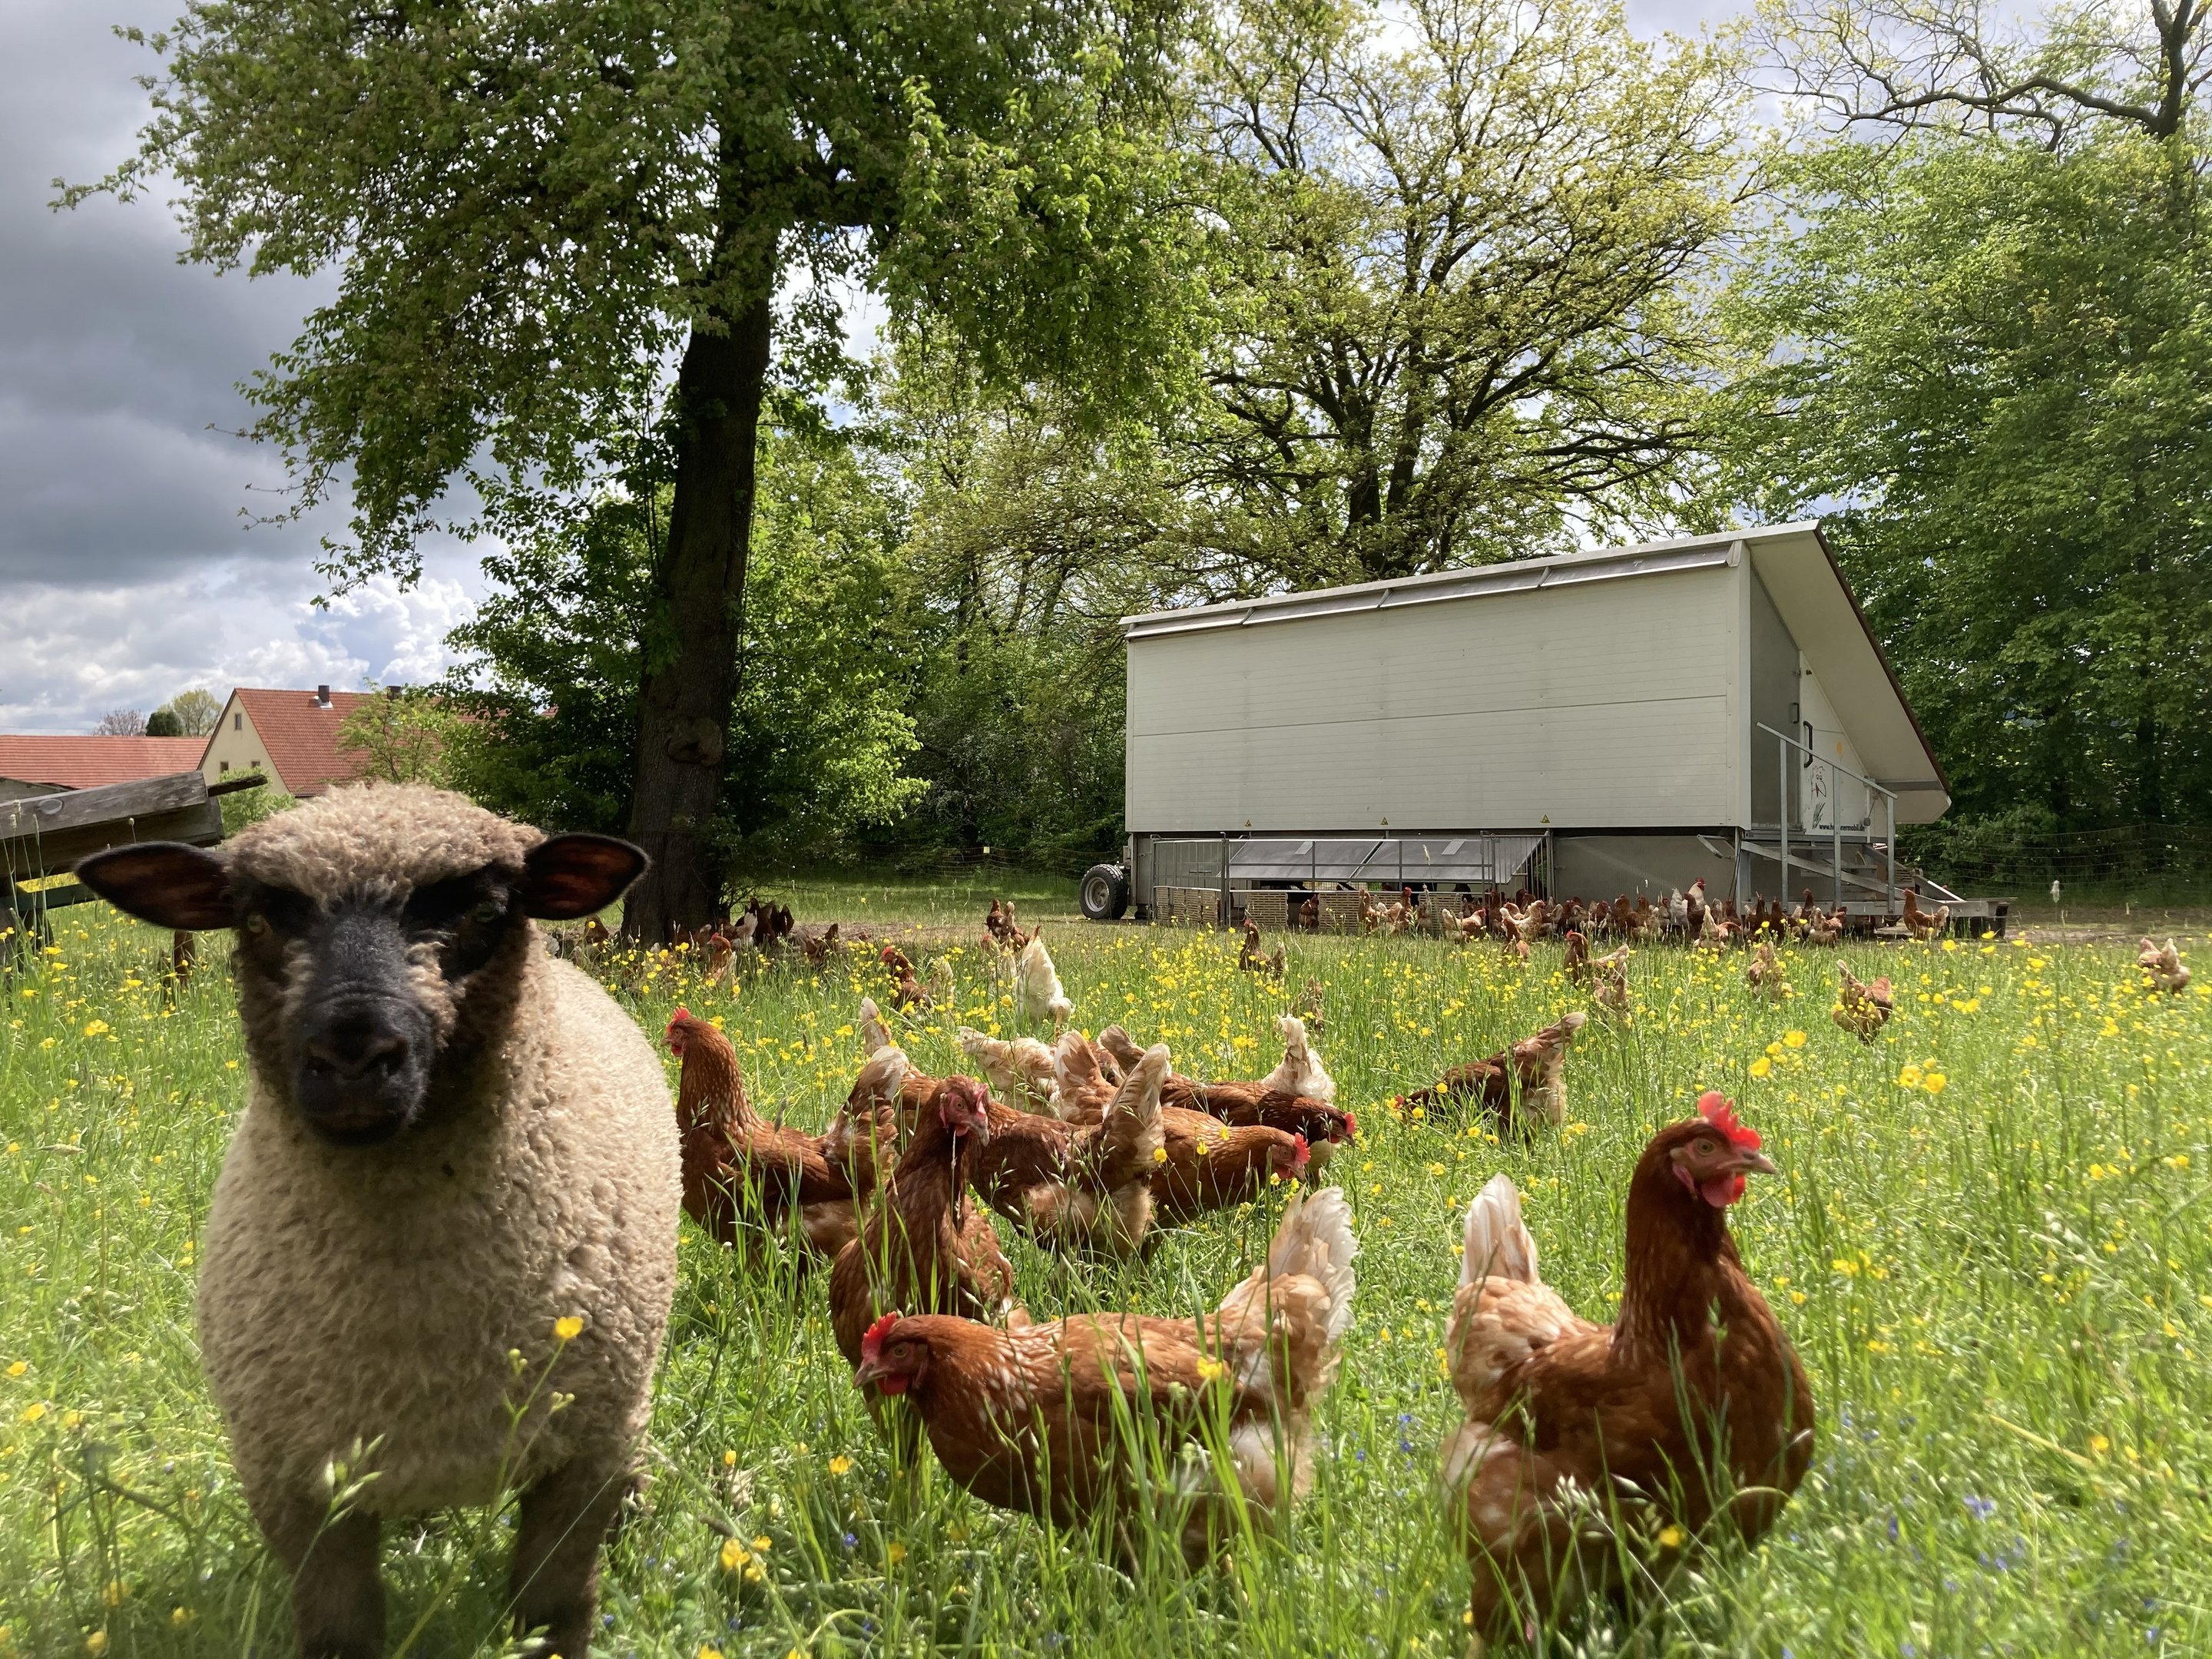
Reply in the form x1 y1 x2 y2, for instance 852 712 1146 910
1779 731 1789 904
1831 759 1843 912
1220 830 1230 929
1886 793 1896 915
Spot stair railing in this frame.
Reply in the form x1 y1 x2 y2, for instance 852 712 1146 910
1758 723 1898 913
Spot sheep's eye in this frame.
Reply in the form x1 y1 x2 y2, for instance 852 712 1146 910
469 900 503 926
243 912 267 937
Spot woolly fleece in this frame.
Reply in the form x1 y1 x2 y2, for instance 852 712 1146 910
197 786 680 1522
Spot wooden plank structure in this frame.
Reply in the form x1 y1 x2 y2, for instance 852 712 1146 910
1 770 253 950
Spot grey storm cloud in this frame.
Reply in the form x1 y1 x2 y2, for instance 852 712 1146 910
0 0 483 732
0 0 337 585
0 0 1737 732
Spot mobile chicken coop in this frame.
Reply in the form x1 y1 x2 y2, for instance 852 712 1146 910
1077 524 1983 927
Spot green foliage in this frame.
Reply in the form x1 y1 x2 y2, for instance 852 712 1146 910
872 352 1174 860
216 783 296 836
722 432 926 856
142 707 182 737
158 690 222 738
84 0 1203 581
1177 0 1748 584
1710 127 2212 827
447 429 922 851
7 909 2212 1653
334 689 469 790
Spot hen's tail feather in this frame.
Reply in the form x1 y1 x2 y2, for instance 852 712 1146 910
1258 1185 1359 1343
849 1044 911 1106
857 996 892 1055
1459 1174 1541 1290
1096 1023 1144 1071
1209 1186 1358 1416
1101 1045 1168 1167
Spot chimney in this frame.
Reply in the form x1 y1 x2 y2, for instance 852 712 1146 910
315 684 330 707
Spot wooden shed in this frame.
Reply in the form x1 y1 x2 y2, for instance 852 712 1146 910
1114 524 1959 919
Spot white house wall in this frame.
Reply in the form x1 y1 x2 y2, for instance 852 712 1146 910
200 694 275 790
1127 561 1742 832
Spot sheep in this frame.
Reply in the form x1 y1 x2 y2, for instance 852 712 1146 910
75 783 679 1659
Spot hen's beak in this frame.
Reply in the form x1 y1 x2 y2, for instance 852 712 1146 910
853 1357 883 1389
1736 1148 1780 1177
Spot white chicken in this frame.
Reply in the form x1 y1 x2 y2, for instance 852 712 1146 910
1257 1012 1336 1104
1015 929 1075 1029
959 1026 1061 1113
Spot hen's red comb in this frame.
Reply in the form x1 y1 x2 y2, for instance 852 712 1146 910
1697 1091 1762 1151
668 1006 692 1028
1290 1131 1310 1171
860 1313 899 1365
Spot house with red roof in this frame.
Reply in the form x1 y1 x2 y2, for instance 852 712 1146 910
199 685 376 799
0 735 211 800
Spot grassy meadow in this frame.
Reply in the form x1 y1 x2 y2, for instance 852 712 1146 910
2 904 2209 1656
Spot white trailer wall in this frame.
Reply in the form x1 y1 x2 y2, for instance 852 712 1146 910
1127 558 1741 833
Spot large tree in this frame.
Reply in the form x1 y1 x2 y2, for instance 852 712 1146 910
1710 127 2212 827
85 0 1194 937
1178 0 1748 584
446 422 926 855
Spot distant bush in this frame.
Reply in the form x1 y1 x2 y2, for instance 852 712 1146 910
219 783 297 836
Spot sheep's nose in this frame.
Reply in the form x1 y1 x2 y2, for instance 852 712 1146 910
305 1013 410 1079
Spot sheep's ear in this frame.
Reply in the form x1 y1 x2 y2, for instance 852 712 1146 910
521 834 647 921
75 843 234 930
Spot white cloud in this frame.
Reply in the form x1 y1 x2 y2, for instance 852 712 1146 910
0 550 482 733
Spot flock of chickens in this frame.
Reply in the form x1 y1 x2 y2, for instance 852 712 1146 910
657 904 1849 1649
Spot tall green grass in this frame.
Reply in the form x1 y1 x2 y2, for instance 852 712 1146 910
2 912 2207 1655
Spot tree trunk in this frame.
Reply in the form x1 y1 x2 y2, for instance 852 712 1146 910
621 291 774 943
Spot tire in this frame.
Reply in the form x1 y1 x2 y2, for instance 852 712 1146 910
1080 863 1131 922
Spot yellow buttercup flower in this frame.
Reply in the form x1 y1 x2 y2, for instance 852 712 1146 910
1656 1524 1687 1549
719 1537 749 1572
1783 1030 1806 1048
553 1315 584 1342
828 1455 853 1475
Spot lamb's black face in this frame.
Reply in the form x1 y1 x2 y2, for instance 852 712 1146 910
237 869 523 1145
75 830 650 1147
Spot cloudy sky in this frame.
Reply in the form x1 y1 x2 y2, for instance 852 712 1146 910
1 0 1736 735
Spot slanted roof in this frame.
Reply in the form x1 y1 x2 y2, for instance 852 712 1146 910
0 736 208 790
1120 522 1950 823
1739 525 1950 816
230 688 375 796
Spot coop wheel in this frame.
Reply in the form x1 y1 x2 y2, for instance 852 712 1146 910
1080 864 1131 922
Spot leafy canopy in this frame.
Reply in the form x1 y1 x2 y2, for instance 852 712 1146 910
1712 127 2212 826
82 0 1204 580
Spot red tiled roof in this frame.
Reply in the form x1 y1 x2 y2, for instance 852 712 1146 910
233 688 376 797
0 736 209 790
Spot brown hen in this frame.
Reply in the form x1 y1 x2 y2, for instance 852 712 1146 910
668 1008 874 1260
1443 1094 1813 1650
856 1187 1356 1558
